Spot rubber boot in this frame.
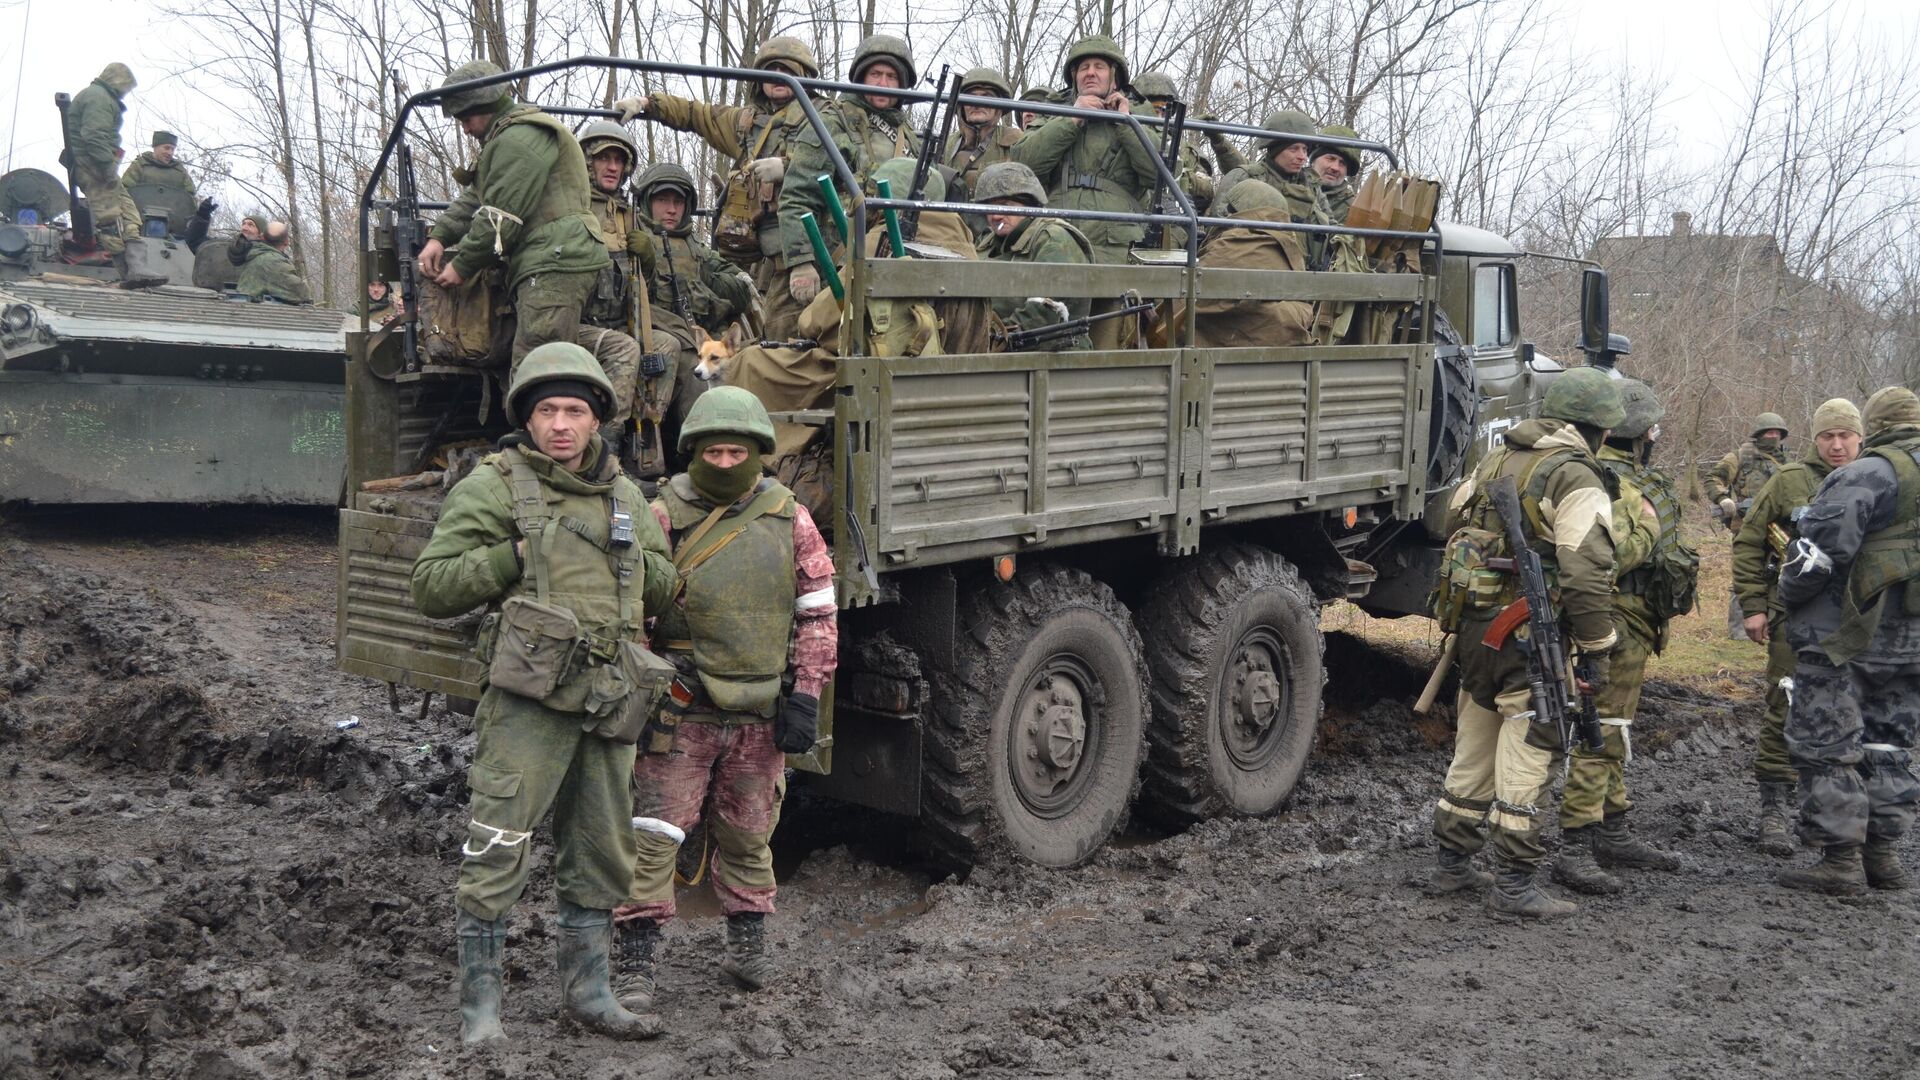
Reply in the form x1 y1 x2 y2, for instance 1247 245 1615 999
1486 864 1577 919
1776 844 1867 896
719 912 774 991
456 909 508 1046
613 917 661 1012
1862 837 1911 891
1593 812 1681 871
1755 782 1797 857
1429 847 1493 894
555 900 665 1039
1551 826 1622 895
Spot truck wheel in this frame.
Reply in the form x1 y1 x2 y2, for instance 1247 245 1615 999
923 565 1147 871
1137 544 1324 824
1427 311 1476 490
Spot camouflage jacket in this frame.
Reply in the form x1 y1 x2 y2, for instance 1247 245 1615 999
645 90 815 263
977 215 1092 349
1321 179 1356 225
120 152 197 197
235 244 312 304
778 94 920 270
1011 104 1160 261
1731 446 1832 618
67 78 126 173
1781 427 1920 668
644 221 754 338
430 104 610 288
1208 160 1331 266
946 120 1023 200
1705 437 1785 520
1598 446 1667 649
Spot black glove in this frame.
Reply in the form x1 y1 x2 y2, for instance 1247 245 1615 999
227 236 253 266
773 692 818 754
195 197 217 218
1577 651 1611 695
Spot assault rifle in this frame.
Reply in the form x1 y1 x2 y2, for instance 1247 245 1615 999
391 141 428 370
1141 100 1187 250
51 93 96 249
1480 474 1606 754
1002 298 1155 351
902 64 956 242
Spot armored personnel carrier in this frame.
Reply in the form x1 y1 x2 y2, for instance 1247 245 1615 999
0 166 348 506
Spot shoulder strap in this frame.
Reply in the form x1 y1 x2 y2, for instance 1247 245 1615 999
503 449 554 603
669 485 794 605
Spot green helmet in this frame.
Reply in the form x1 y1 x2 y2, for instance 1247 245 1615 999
578 120 638 171
850 34 917 89
1313 124 1363 176
1061 34 1129 91
752 35 820 78
440 60 511 118
1258 109 1318 157
1540 367 1626 429
507 342 615 425
1019 85 1054 103
959 67 1013 98
866 156 945 202
1132 70 1179 102
1863 387 1920 434
1221 178 1287 216
678 386 776 455
974 161 1047 206
634 162 698 215
1751 412 1789 438
1611 379 1665 440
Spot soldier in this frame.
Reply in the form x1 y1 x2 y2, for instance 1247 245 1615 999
777 34 923 307
1311 124 1363 223
632 162 754 451
1553 379 1692 894
572 119 657 467
1428 367 1624 918
1209 108 1333 267
358 279 401 326
234 222 313 304
410 342 677 1043
1016 86 1055 130
1707 411 1790 637
975 161 1093 350
1775 386 1920 895
1173 180 1313 347
612 387 838 1005
119 131 197 199
415 60 611 370
1732 398 1863 856
1131 71 1217 211
613 36 822 339
946 68 1022 207
1012 35 1157 268
63 63 141 254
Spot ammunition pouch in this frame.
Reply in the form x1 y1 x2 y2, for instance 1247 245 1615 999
1429 525 1511 633
713 172 771 256
420 267 510 367
581 639 678 744
484 596 584 702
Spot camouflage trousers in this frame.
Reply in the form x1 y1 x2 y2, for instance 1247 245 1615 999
615 716 787 924
456 687 639 922
1785 658 1920 847
508 270 597 369
74 164 139 254
1434 685 1561 869
1755 617 1798 784
754 257 805 343
1561 627 1653 829
575 324 640 429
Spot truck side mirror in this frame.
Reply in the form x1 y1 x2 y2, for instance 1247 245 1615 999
1577 267 1609 359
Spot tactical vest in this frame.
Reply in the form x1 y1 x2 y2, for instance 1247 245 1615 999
657 474 798 716
1010 218 1095 263
1602 454 1699 623
1431 442 1600 627
650 231 710 331
1733 441 1784 500
584 193 636 328
947 123 1022 196
1837 435 1920 642
486 105 606 247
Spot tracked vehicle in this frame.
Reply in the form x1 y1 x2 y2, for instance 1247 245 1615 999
336 58 1617 870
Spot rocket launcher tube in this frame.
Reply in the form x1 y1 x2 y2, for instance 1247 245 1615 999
816 174 849 243
875 178 907 257
800 213 845 301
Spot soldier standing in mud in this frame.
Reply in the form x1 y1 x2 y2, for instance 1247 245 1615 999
1553 380 1689 895
1774 386 1920 895
1731 398 1863 857
1706 412 1789 638
613 387 837 1008
411 343 677 1044
1428 368 1623 918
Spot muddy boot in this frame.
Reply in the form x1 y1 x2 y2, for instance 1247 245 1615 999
555 900 665 1040
613 917 661 1012
1755 782 1797 857
1776 844 1867 896
1594 812 1681 871
456 909 508 1046
719 912 774 991
1429 847 1493 894
1486 864 1577 919
1862 837 1911 891
1551 826 1622 895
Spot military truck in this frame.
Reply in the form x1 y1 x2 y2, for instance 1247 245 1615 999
336 58 1618 871
0 166 348 506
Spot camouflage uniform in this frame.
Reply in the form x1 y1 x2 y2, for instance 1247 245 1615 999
1132 71 1217 252
946 68 1023 236
65 63 140 253
574 120 662 447
1177 180 1313 347
1706 418 1789 531
1776 387 1920 893
1209 109 1333 268
973 161 1093 349
119 132 197 199
234 243 313 304
1312 124 1364 224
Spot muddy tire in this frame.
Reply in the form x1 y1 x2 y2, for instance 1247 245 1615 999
1426 310 1476 490
1136 544 1324 825
922 565 1147 871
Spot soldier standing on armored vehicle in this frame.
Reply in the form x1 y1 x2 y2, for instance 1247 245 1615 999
235 222 313 304
613 387 838 1006
1210 108 1333 267
63 62 141 254
572 120 656 467
1553 380 1691 895
415 60 611 370
411 342 677 1044
1732 398 1862 857
945 68 1022 207
975 161 1093 350
1311 125 1363 223
1774 386 1920 895
1427 368 1624 919
614 36 823 340
120 131 197 199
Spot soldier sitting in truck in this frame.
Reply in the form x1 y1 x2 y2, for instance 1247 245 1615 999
1173 179 1312 347
1211 108 1333 268
974 161 1093 351
574 119 663 472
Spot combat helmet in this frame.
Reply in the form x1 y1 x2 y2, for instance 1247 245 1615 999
507 342 615 425
752 35 820 78
1221 178 1288 216
850 34 917 89
1751 412 1789 438
866 157 946 202
1611 379 1666 440
1540 367 1626 430
959 67 1013 99
578 120 638 173
1061 34 1130 91
1132 70 1180 103
678 386 776 455
1863 387 1920 435
634 162 699 215
1257 109 1319 158
1313 124 1364 176
974 161 1047 206
440 60 511 118
1019 86 1055 104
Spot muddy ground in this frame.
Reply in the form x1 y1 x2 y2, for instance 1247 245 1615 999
2 508 1916 1080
